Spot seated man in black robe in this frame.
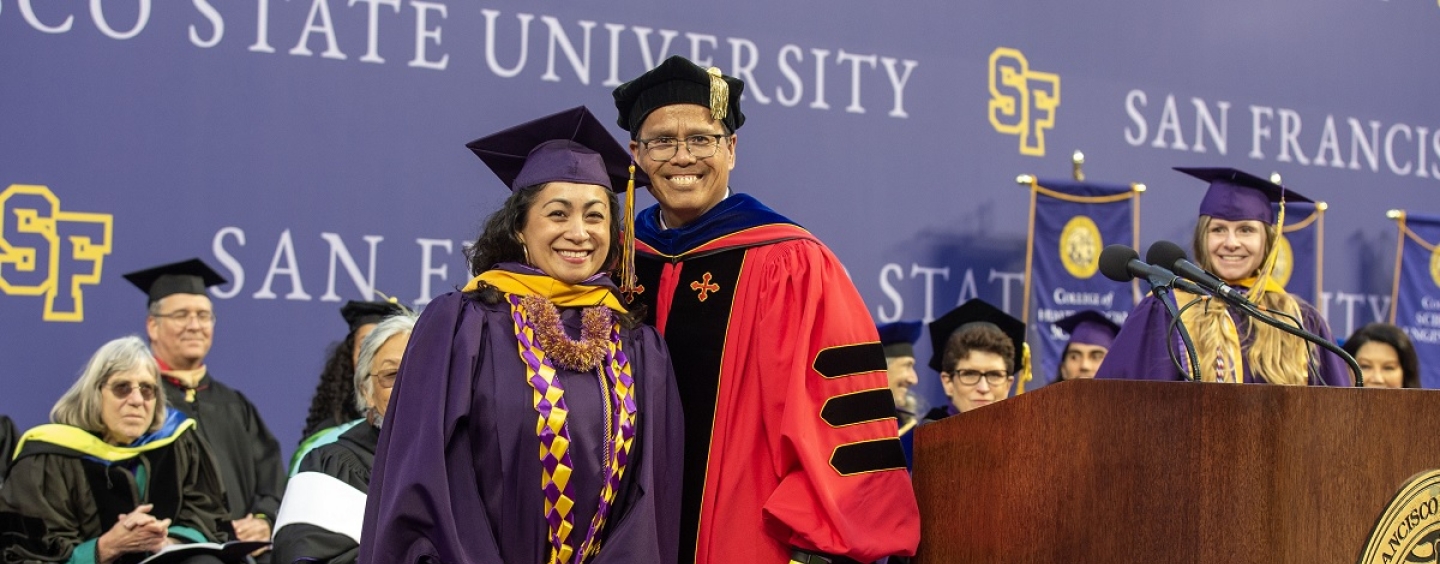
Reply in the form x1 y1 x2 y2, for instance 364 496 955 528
123 259 287 557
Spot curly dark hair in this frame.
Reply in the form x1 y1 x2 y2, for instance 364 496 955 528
1342 323 1421 388
941 324 1016 375
464 182 643 328
300 333 363 439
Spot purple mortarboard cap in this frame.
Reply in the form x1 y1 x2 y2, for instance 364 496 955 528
466 106 646 192
927 299 1026 373
123 258 227 305
1055 310 1120 349
877 320 923 359
1176 167 1312 225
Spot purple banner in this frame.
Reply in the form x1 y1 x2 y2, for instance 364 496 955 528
1390 212 1440 388
1024 179 1138 389
1274 202 1324 305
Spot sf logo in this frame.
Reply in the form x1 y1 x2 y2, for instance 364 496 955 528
0 185 114 322
988 47 1060 157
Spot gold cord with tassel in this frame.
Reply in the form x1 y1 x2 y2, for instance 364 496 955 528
707 67 728 122
619 163 638 301
1251 192 1288 304
1016 343 1034 394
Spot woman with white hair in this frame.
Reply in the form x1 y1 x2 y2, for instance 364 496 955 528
0 336 231 563
271 313 417 564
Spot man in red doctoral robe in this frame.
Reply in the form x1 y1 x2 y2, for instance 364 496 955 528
612 55 921 564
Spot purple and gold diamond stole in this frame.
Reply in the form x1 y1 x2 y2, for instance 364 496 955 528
509 293 638 564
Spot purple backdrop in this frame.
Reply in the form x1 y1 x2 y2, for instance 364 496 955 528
4 0 1438 453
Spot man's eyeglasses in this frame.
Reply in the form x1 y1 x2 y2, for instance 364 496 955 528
637 134 729 162
948 369 1012 386
154 310 216 326
105 381 158 401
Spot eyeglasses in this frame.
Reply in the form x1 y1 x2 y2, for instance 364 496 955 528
637 134 729 162
154 310 216 326
948 369 1012 386
105 381 158 401
373 370 398 390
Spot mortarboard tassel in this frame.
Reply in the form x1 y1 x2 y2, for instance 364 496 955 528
1251 192 1288 304
620 163 638 300
1016 343 1033 394
373 289 414 315
707 67 728 122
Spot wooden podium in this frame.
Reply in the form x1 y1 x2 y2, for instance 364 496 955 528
911 379 1440 563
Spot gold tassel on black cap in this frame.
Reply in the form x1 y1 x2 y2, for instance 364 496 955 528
707 67 728 122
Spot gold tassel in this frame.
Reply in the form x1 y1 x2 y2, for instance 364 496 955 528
707 67 728 122
619 163 638 300
373 289 413 315
1251 193 1287 303
1016 343 1033 394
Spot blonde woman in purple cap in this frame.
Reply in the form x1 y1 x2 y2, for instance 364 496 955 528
358 107 682 564
1096 168 1351 385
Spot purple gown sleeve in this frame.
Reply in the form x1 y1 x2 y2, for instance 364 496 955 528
1299 301 1355 386
1095 295 1187 381
359 291 504 563
590 325 684 564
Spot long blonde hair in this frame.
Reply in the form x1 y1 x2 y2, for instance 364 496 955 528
1179 216 1311 385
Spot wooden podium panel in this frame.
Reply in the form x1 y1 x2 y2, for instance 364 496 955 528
911 379 1440 563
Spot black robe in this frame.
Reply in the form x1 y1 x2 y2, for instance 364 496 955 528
271 423 378 564
0 415 16 486
0 419 230 563
162 372 287 523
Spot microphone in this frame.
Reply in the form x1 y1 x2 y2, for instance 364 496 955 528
1098 244 1202 381
1145 241 1244 302
1142 241 1366 386
1098 244 1207 295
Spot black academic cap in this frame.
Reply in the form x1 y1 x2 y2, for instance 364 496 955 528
927 299 1027 374
340 300 404 333
1176 167 1313 225
612 55 746 137
876 320 923 359
123 258 227 305
466 105 646 192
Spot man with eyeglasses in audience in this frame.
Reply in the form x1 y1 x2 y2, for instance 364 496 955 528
612 56 920 564
124 258 286 559
922 299 1030 422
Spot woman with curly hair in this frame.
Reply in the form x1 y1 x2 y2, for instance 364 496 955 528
272 312 417 563
291 301 404 476
300 300 403 440
358 107 682 564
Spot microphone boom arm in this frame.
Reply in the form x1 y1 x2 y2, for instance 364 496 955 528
1220 295 1364 387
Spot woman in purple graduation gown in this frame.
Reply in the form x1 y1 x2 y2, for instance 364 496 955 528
1096 167 1351 386
358 107 682 563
